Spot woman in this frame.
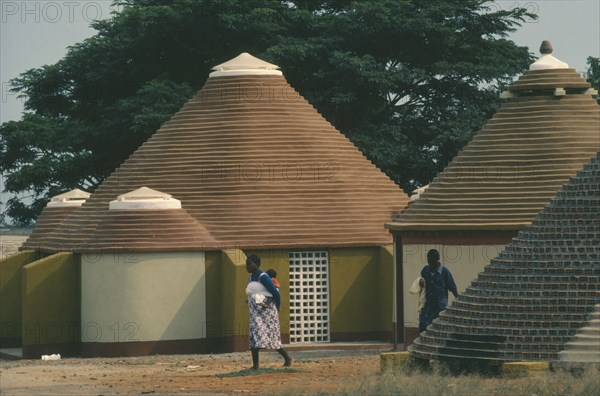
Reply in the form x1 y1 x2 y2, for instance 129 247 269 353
245 254 293 369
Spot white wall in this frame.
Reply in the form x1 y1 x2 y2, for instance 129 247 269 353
402 244 507 328
81 252 206 343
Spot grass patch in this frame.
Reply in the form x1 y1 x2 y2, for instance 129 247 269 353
340 365 600 396
124 360 157 366
216 367 301 378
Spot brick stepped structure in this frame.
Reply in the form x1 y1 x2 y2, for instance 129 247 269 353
409 152 600 363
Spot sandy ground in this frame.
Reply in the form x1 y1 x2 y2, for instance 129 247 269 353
0 350 382 395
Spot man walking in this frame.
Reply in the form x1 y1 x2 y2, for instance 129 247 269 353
419 249 459 333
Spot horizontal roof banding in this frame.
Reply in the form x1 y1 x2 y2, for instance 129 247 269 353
88 209 217 252
23 73 408 253
388 68 600 232
21 206 80 250
509 69 591 91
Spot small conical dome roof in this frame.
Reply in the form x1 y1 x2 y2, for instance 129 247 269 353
210 52 282 77
109 187 182 210
89 187 217 252
511 41 589 91
21 189 90 249
47 188 90 207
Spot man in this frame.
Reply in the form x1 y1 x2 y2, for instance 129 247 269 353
419 249 459 333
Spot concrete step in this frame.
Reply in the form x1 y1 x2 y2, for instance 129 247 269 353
561 342 600 351
558 352 600 363
564 333 600 341
558 305 600 363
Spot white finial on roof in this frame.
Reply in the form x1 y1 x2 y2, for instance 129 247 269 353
109 187 182 210
209 52 282 77
47 188 90 207
530 40 569 70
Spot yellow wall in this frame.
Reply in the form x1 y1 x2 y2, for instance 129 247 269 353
241 245 393 335
21 252 80 346
204 251 222 339
378 246 394 333
240 247 394 339
219 249 249 338
204 246 394 346
402 244 507 327
0 250 40 345
81 252 206 343
329 247 388 335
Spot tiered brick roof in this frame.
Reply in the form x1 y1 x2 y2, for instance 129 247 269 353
409 152 600 362
387 54 599 232
22 54 408 253
21 189 89 250
86 187 217 252
90 209 217 252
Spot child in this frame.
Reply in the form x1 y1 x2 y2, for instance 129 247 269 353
266 269 280 289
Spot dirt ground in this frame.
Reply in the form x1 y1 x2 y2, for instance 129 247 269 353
0 349 381 395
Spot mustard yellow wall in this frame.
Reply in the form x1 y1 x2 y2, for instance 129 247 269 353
242 247 393 338
378 246 394 333
21 252 80 346
402 244 507 328
207 247 394 343
329 247 386 335
204 251 222 339
220 249 249 338
0 250 40 345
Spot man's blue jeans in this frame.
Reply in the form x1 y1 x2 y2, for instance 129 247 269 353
419 304 442 333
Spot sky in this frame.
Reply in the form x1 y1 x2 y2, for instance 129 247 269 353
1 0 599 220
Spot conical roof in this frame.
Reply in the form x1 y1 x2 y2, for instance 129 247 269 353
88 187 217 252
210 52 281 76
23 53 409 253
409 152 600 362
20 189 90 250
47 188 90 206
387 44 599 231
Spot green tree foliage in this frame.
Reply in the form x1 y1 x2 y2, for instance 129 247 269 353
586 56 600 105
0 0 535 224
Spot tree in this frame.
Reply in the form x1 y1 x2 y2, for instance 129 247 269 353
0 0 535 224
586 56 600 105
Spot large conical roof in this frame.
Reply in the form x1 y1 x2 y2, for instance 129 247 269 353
409 152 600 363
387 44 599 232
23 54 408 253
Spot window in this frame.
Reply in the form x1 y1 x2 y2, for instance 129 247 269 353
289 251 330 343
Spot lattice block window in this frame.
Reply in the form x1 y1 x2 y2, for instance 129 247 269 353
289 251 330 343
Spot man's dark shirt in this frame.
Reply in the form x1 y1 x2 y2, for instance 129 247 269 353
420 264 458 311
